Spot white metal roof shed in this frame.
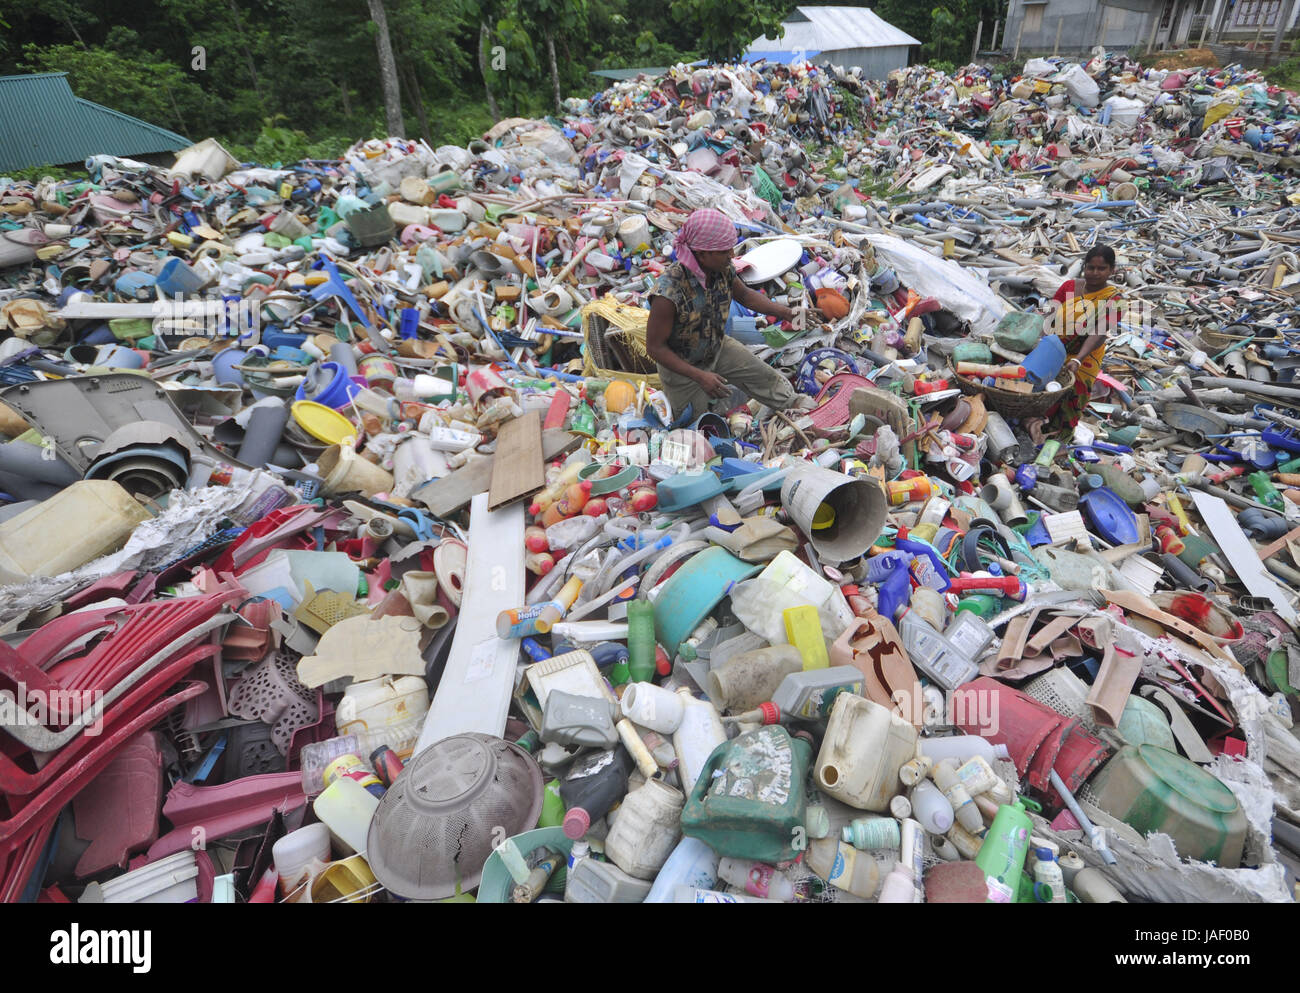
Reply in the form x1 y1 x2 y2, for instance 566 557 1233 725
747 6 922 53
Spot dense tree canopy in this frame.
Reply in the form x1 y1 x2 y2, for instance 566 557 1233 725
0 0 990 161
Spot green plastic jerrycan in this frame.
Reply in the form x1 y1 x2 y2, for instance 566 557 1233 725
680 725 812 864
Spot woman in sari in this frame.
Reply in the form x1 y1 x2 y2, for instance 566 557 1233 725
1050 245 1121 433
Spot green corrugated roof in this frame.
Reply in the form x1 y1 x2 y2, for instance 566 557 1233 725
0 73 189 173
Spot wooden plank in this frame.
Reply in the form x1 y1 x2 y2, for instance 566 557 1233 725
488 410 545 510
413 429 578 518
1256 523 1300 561
414 492 525 751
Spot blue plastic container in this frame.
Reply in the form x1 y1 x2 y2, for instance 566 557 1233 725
295 361 363 409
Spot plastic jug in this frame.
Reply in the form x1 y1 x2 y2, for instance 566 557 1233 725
705 645 803 711
815 693 918 811
680 725 812 864
313 777 379 856
643 837 719 903
0 479 151 585
540 690 620 749
604 778 684 879
717 857 798 902
564 856 654 903
770 666 864 721
559 747 634 839
337 675 429 749
672 689 727 793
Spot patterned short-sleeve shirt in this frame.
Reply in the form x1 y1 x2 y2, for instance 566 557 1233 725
651 261 736 366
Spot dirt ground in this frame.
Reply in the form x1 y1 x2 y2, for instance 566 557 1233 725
1150 48 1221 70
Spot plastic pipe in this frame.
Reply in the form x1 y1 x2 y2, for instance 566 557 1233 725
1048 768 1116 866
0 440 81 488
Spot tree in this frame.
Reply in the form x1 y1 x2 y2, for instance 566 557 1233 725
365 0 404 137
667 0 787 62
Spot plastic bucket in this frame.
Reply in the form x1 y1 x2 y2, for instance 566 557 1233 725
212 347 248 387
780 464 886 563
345 203 396 247
1022 334 1066 388
310 855 378 904
155 257 207 297
359 354 398 393
96 344 144 369
296 362 362 409
269 211 311 240
317 444 394 498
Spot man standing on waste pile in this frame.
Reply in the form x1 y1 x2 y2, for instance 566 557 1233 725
646 207 814 419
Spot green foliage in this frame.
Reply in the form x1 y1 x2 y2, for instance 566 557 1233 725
20 41 215 136
224 118 352 166
2 163 81 183
1265 55 1300 93
666 0 786 61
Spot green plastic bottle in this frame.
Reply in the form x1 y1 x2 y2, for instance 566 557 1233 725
1248 471 1283 509
954 594 1000 619
627 600 656 683
538 779 565 829
974 799 1033 904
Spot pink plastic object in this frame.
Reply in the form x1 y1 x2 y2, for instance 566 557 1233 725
0 818 57 904
0 680 206 870
805 373 875 432
954 677 1064 782
146 772 308 860
59 571 139 611
0 644 217 795
71 732 164 878
226 650 319 756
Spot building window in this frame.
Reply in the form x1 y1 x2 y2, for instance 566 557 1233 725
1234 0 1281 27
1024 3 1044 32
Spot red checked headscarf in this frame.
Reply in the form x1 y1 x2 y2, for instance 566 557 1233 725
674 208 736 288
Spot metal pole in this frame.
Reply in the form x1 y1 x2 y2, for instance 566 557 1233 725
1054 15 1063 53
971 19 984 63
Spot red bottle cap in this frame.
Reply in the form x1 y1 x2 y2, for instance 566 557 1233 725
562 808 591 840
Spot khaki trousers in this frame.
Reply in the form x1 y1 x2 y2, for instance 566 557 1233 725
657 338 797 419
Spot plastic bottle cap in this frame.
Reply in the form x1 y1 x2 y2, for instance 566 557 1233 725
758 702 781 724
562 808 591 840
1036 847 1055 861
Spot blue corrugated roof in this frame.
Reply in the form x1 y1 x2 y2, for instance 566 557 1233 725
741 50 824 65
0 73 189 173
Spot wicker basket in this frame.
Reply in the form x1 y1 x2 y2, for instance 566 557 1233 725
952 368 1075 419
581 296 662 389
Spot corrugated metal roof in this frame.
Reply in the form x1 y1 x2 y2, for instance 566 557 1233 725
0 73 188 173
748 6 921 52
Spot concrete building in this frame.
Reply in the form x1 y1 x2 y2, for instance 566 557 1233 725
746 6 921 79
1000 0 1298 56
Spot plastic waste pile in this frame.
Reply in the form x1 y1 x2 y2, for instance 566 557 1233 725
0 53 1297 905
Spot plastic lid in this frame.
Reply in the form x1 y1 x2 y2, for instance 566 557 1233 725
758 702 781 725
291 400 357 445
1035 847 1055 861
1033 881 1053 903
562 807 591 840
